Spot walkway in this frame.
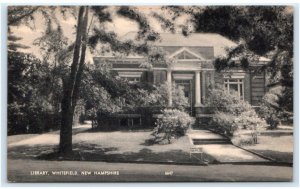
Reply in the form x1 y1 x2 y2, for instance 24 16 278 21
187 129 269 163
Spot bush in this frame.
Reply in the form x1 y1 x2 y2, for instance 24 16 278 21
258 87 282 129
152 109 195 144
212 112 238 136
137 82 189 111
207 86 252 115
207 87 267 145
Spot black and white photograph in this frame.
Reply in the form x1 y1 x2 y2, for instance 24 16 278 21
5 4 295 183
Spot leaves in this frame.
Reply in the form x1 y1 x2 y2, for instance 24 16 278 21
91 6 112 22
152 109 195 144
8 51 62 134
8 6 40 26
33 22 69 64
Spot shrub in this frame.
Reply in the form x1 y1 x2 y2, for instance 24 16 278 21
207 87 267 145
152 109 195 144
231 110 267 145
138 82 189 111
258 87 282 129
212 112 237 136
207 86 252 115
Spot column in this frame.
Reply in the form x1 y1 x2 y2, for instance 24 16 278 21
195 70 202 107
167 70 172 107
202 71 206 104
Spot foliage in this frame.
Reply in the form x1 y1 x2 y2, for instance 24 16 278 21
207 86 252 115
33 22 69 64
192 6 292 56
8 33 30 51
79 65 126 127
152 109 195 144
190 6 293 115
258 87 285 129
8 51 61 134
207 87 267 145
81 65 190 128
160 6 293 117
5 6 179 155
136 82 189 111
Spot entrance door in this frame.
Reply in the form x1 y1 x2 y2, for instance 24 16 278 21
175 80 193 115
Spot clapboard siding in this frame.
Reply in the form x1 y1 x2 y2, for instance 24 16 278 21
252 79 264 83
251 83 265 87
252 92 265 97
252 88 265 92
251 73 265 105
252 96 264 101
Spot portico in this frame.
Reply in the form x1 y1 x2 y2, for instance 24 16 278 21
166 69 203 109
164 48 206 115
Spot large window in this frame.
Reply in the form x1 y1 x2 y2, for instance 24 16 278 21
118 71 142 84
224 78 244 100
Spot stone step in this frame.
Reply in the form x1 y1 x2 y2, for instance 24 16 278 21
192 138 231 145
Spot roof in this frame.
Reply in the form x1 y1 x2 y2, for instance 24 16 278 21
94 32 270 62
121 32 238 57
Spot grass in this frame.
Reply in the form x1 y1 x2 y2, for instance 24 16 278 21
8 127 216 164
241 130 293 163
7 134 39 144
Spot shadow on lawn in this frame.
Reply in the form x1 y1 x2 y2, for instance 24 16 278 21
8 143 216 165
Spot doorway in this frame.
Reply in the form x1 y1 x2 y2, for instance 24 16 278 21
175 79 193 115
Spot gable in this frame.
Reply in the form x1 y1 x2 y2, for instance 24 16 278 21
175 51 199 59
169 47 205 60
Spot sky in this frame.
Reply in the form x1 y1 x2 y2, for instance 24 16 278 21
9 6 191 63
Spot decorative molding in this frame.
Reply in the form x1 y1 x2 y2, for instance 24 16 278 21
168 47 206 60
223 74 246 79
173 73 194 80
118 71 143 78
112 68 147 71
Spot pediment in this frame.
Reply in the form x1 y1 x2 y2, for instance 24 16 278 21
168 47 205 60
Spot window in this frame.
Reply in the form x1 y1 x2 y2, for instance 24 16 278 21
224 78 244 100
118 71 142 84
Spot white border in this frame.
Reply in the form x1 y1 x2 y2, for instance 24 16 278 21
1 1 299 188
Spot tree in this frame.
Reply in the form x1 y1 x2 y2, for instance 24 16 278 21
58 6 164 155
8 50 59 134
58 6 89 154
190 6 293 113
8 6 177 155
159 6 293 116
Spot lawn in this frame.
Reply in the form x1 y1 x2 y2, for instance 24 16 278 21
241 127 293 163
8 127 215 164
7 133 39 144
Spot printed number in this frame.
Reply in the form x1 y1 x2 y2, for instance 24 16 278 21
165 171 173 175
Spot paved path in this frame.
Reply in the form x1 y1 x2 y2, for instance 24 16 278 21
187 129 269 163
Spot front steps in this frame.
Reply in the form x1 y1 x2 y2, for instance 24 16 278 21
192 138 231 145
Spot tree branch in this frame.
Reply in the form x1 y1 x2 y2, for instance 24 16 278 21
8 6 40 25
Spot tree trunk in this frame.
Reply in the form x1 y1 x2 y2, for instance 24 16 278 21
59 6 89 155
